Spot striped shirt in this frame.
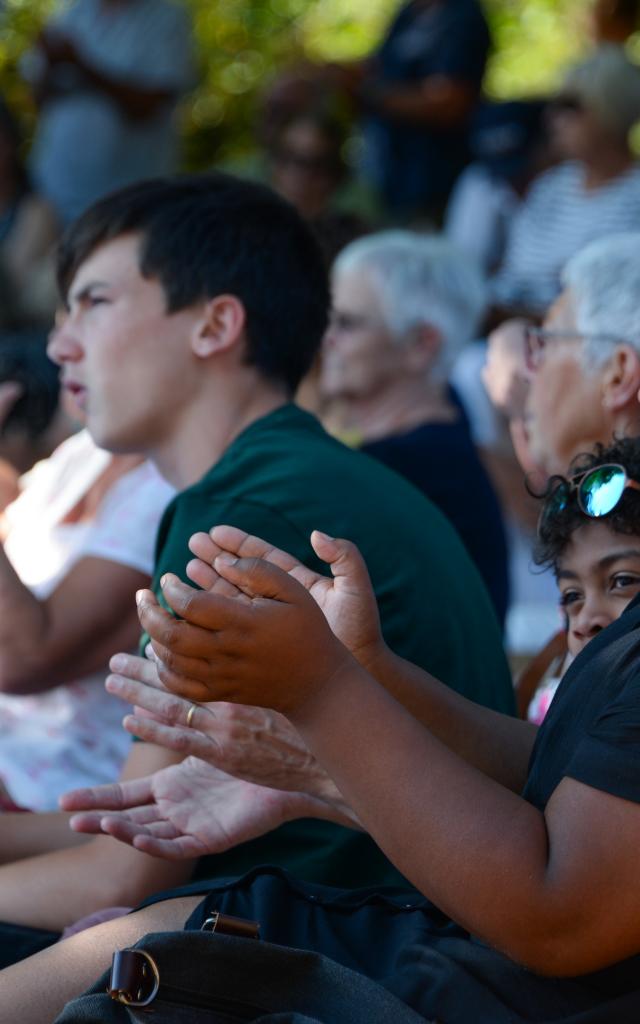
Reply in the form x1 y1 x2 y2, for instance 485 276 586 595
490 161 640 314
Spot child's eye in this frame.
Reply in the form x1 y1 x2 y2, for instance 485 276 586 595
612 573 640 590
559 589 582 607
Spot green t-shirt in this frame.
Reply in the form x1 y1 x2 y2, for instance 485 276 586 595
152 403 513 888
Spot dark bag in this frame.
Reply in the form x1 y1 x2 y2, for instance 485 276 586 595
53 927 431 1023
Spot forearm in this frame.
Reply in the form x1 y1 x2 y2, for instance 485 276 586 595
367 645 536 792
0 811 88 865
0 835 194 931
74 57 173 120
291 666 570 972
0 543 50 690
0 551 147 693
365 78 475 126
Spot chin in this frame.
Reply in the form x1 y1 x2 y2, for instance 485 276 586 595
86 422 135 455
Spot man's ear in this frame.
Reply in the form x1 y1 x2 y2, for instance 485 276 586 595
190 295 246 359
600 344 640 411
405 323 441 372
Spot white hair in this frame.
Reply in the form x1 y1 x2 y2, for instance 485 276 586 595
332 230 486 380
562 233 640 369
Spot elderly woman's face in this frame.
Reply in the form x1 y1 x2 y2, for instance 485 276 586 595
320 267 405 400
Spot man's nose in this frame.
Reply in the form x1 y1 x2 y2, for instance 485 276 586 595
47 316 83 366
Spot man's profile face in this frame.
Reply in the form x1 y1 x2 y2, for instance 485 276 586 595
525 288 610 474
48 233 204 457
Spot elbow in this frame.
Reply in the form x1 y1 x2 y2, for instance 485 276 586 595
0 652 53 695
0 654 35 694
500 921 610 978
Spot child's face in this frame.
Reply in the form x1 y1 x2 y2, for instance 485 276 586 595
556 520 640 657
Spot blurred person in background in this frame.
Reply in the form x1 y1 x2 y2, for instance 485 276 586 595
489 46 640 322
0 101 58 326
351 0 491 221
266 109 350 222
0 329 70 508
22 0 194 224
321 230 509 626
445 99 555 274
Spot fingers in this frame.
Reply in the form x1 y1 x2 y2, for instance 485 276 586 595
146 651 212 708
123 714 220 763
142 576 254 636
210 553 306 603
196 526 327 595
106 672 212 731
208 525 301 573
67 811 110 834
108 652 163 688
187 534 249 599
310 532 372 592
59 775 153 812
130 833 207 860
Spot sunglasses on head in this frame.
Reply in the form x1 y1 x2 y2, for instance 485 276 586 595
540 463 640 529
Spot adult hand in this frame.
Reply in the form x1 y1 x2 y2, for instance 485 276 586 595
61 757 335 859
482 318 531 419
187 526 384 672
106 651 356 820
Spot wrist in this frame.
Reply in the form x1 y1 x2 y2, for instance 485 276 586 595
357 637 394 681
289 650 362 730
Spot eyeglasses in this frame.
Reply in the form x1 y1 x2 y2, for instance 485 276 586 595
524 326 626 372
540 463 640 532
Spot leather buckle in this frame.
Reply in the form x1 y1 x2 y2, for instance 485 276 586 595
201 909 260 940
108 948 160 1007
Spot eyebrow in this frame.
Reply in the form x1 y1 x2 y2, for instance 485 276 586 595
557 549 640 580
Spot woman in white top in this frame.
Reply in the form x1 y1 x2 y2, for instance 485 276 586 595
0 428 174 810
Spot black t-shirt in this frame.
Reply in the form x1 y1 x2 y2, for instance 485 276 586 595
524 590 640 812
169 595 640 1022
362 417 509 626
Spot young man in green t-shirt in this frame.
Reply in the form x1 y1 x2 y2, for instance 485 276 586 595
0 174 512 965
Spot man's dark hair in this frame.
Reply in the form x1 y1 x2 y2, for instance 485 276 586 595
57 174 330 393
534 437 640 570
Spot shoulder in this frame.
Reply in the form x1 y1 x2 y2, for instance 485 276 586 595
524 163 579 202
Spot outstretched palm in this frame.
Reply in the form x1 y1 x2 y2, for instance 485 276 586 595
63 756 335 860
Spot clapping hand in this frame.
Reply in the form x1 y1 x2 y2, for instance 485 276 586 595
137 527 383 713
105 650 355 820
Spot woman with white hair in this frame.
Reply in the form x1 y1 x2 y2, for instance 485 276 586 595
321 229 509 625
490 45 640 320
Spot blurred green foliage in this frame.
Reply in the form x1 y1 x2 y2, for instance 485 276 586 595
0 0 625 167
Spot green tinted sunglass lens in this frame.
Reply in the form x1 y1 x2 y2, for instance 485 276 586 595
581 466 626 517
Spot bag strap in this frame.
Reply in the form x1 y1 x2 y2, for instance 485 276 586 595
108 912 260 1007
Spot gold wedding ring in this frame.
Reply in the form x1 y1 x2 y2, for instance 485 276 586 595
186 703 198 728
